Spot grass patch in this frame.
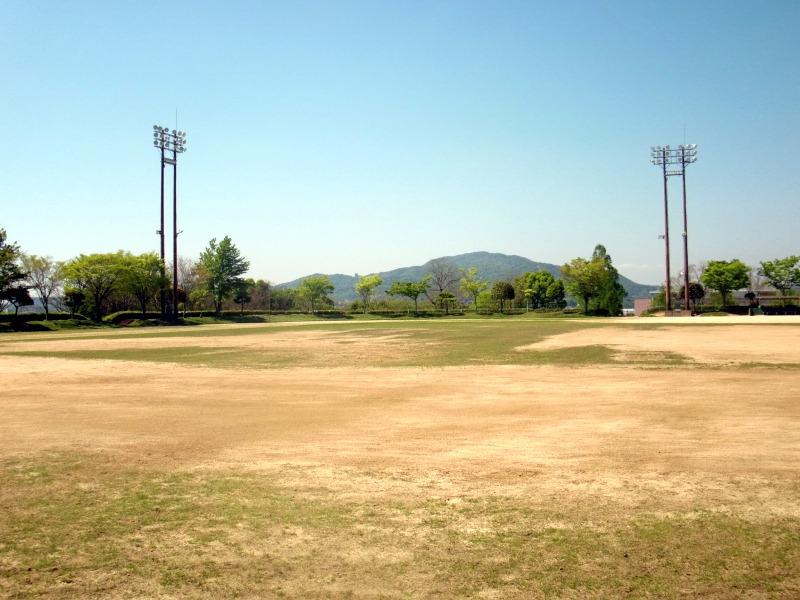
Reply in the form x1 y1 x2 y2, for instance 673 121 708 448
0 320 615 369
0 320 703 369
1 453 798 598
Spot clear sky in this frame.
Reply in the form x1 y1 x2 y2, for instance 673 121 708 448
2 1 798 285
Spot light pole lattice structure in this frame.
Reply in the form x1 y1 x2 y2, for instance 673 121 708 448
153 126 187 319
650 144 698 313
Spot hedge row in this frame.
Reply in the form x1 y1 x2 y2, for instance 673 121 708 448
761 305 800 315
103 310 275 324
0 312 87 323
102 307 582 324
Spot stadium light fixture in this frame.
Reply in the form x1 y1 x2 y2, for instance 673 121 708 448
152 124 188 319
650 143 699 313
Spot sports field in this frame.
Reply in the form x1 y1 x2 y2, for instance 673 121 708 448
1 317 799 598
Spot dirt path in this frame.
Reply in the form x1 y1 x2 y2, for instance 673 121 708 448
517 324 800 364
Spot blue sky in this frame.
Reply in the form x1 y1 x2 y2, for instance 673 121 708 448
2 1 798 285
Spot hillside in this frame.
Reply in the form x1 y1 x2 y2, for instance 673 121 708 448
275 251 657 307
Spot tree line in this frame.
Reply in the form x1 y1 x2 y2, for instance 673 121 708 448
268 245 620 315
0 229 256 320
651 257 800 311
3 223 798 320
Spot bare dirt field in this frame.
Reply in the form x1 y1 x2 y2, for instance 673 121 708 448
1 318 799 598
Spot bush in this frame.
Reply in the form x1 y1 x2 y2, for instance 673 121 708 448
695 306 750 316
762 304 800 316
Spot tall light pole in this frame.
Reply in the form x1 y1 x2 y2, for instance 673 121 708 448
650 144 698 313
153 126 187 319
679 144 698 312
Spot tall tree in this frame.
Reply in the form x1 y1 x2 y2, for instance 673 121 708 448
591 244 626 316
0 228 32 313
701 259 750 307
491 281 515 312
560 257 607 314
62 252 128 321
197 236 250 316
759 256 800 299
123 252 167 317
459 267 488 312
355 274 383 313
297 275 334 313
21 254 64 319
387 277 431 314
561 245 624 315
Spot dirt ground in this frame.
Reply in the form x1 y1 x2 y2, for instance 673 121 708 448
517 323 800 365
2 321 799 493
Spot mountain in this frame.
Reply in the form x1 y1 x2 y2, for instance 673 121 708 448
275 251 658 307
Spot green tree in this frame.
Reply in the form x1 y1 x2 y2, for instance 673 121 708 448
561 245 624 315
123 252 167 317
701 259 750 307
62 288 85 317
436 291 457 315
297 275 334 313
678 282 705 312
387 277 431 314
459 267 488 312
355 274 383 313
5 287 34 315
515 271 556 310
0 228 32 314
560 257 606 314
234 278 254 315
21 254 64 319
759 256 800 299
591 245 626 316
491 281 515 312
62 252 128 321
270 288 297 311
545 279 567 309
198 236 250 316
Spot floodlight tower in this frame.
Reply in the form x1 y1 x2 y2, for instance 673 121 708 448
650 145 673 312
153 126 187 319
650 144 698 313
678 144 698 312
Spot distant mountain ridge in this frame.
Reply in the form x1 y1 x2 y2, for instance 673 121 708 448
275 251 658 307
